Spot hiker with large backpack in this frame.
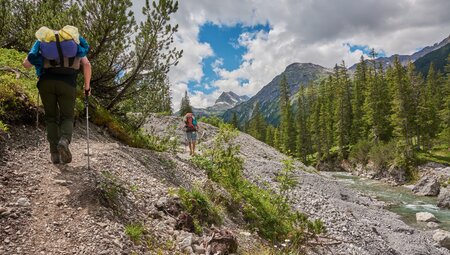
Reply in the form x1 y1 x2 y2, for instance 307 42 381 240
184 113 198 156
22 26 91 164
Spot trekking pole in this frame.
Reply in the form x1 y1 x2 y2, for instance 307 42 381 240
85 90 90 170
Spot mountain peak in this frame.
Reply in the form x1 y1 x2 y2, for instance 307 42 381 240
215 91 249 105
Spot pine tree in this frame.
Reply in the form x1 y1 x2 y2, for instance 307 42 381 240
279 75 296 154
310 81 324 159
179 90 193 116
248 102 267 142
389 58 415 159
365 62 392 143
265 125 275 147
321 76 336 159
441 55 450 148
352 56 368 141
333 61 353 159
296 86 310 162
231 112 239 129
418 63 439 150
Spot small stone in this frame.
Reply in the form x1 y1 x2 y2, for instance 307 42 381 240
183 246 194 254
193 244 206 254
433 230 450 249
239 231 251 237
427 222 440 229
54 180 72 186
17 198 30 207
179 234 193 250
416 212 438 223
156 197 168 209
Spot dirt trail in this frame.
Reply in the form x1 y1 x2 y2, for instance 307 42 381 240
0 122 219 254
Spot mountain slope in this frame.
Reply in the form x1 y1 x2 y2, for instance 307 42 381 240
349 35 450 72
414 42 450 76
223 63 331 125
177 91 249 117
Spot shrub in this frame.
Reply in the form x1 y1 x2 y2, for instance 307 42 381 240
125 223 145 243
192 124 326 245
368 141 396 170
199 116 224 127
349 140 372 166
177 187 223 229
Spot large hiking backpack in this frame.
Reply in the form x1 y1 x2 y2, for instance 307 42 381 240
185 116 197 132
40 32 80 75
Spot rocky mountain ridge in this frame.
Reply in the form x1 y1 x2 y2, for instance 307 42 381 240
348 34 450 72
223 63 332 125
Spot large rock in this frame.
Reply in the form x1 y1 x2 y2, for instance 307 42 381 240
438 187 450 209
412 176 440 196
416 212 438 222
433 230 450 249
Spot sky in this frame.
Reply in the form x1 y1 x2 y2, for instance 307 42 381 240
131 0 450 111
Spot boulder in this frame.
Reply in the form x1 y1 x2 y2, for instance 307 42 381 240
412 176 440 196
438 187 450 209
206 229 238 255
416 212 438 223
427 222 440 229
433 230 450 249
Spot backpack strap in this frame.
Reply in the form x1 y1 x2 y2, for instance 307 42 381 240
54 33 65 67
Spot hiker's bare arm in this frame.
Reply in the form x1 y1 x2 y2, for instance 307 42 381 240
22 57 33 69
81 57 91 94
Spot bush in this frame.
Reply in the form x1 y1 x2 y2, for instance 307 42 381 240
349 140 372 166
125 223 145 243
177 187 223 232
199 116 224 127
369 141 396 170
192 124 325 245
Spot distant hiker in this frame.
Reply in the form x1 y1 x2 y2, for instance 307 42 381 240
184 113 198 156
23 26 91 164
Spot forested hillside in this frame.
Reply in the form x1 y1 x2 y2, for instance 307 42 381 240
244 55 450 179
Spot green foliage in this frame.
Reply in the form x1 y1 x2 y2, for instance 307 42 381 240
0 120 8 133
247 102 267 142
193 124 325 244
368 141 396 170
349 140 371 166
125 223 145 243
199 116 224 127
177 187 223 228
91 105 178 152
179 90 193 116
279 75 297 154
333 61 353 159
2 0 180 116
415 43 450 76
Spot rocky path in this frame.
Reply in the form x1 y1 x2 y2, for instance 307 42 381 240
1 123 250 255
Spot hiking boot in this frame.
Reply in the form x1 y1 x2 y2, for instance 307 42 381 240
51 152 60 164
57 138 72 164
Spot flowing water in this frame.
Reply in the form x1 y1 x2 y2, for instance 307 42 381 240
331 172 450 231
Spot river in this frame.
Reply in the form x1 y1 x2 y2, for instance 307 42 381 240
331 172 450 231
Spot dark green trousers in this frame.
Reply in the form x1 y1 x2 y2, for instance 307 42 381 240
38 79 76 153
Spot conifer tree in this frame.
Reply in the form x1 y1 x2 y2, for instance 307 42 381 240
365 62 392 142
279 75 296 154
248 102 267 142
321 76 335 159
179 90 193 116
333 62 353 158
389 58 415 159
296 86 311 162
418 63 440 150
441 55 450 148
231 112 239 129
352 56 368 141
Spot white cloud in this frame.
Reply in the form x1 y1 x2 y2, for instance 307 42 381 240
132 0 450 109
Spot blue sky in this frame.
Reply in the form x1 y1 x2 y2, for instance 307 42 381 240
188 23 270 95
131 0 450 110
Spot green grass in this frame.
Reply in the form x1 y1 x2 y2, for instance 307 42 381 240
125 223 145 243
417 146 450 165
